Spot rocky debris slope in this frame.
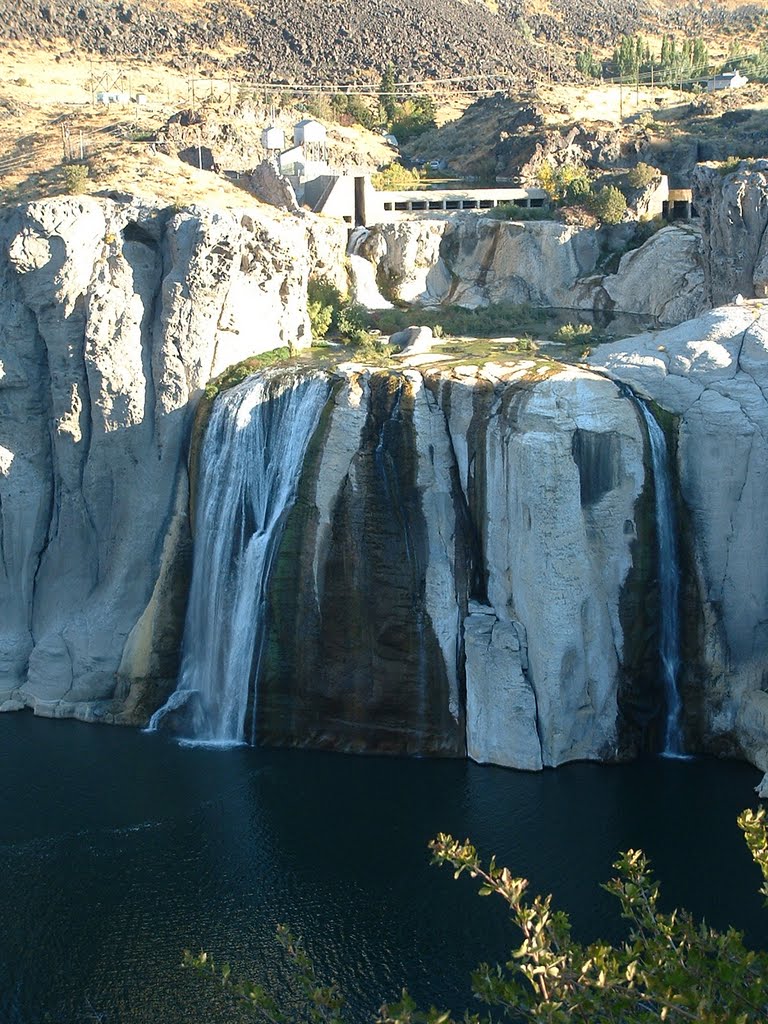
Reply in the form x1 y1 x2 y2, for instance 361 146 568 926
590 302 768 775
0 195 320 723
0 0 556 82
356 218 705 324
1 0 762 84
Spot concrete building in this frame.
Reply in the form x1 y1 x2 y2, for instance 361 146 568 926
707 70 748 92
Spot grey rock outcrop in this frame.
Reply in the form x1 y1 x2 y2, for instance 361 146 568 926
601 225 705 324
0 196 314 722
250 160 300 212
590 302 768 771
693 162 768 306
357 217 704 324
252 361 646 767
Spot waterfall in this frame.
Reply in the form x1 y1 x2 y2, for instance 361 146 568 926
636 400 686 757
148 369 331 745
347 227 393 309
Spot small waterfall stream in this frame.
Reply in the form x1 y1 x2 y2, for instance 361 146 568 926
347 228 393 309
148 369 331 744
636 400 686 757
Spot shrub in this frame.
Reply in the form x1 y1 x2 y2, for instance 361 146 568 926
371 162 422 190
336 302 372 346
203 348 292 400
589 184 628 225
537 162 591 204
563 175 591 203
307 278 343 342
63 163 89 194
553 321 593 343
627 162 658 188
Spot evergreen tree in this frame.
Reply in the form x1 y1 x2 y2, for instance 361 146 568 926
379 63 398 124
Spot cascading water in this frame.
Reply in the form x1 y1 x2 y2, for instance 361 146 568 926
636 400 686 757
148 369 331 745
347 227 393 310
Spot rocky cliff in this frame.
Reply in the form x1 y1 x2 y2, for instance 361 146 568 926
693 161 768 307
3 190 768 777
0 196 323 723
198 360 647 767
355 217 705 325
590 302 768 773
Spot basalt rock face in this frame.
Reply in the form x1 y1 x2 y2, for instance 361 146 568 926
359 217 705 324
0 196 314 723
250 362 647 766
590 303 768 771
693 162 768 306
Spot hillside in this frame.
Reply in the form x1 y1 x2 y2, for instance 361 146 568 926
0 0 766 84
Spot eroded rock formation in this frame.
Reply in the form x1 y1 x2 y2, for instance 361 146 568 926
0 196 315 722
356 217 705 324
693 161 768 306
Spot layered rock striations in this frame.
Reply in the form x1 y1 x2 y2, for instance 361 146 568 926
0 196 316 722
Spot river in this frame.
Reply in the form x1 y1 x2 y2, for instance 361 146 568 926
1 713 765 1023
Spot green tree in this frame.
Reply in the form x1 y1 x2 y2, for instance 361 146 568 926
188 808 768 1023
380 63 398 124
390 95 437 144
575 48 600 78
588 184 627 225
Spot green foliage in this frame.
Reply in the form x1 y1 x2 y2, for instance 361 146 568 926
588 185 628 225
390 96 437 144
575 48 601 78
563 175 591 204
718 155 745 177
626 162 657 189
62 162 90 194
368 301 544 341
610 33 709 85
552 321 593 343
189 809 768 1024
203 349 292 400
307 278 343 342
732 43 768 83
380 63 398 123
371 163 423 190
536 162 589 204
336 302 373 346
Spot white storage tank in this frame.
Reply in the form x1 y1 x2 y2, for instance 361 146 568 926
293 118 326 147
261 125 285 151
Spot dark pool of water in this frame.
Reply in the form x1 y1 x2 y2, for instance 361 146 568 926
1 712 766 1024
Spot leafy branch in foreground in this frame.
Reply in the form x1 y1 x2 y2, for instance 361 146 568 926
184 924 344 1024
187 808 768 1024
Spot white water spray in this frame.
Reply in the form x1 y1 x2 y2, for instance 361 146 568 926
148 369 330 744
637 401 686 757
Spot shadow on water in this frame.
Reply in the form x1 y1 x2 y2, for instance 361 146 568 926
0 713 765 1024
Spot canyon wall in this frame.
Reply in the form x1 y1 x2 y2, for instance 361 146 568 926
0 196 327 723
590 304 768 771
2 181 768 775
354 217 705 324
